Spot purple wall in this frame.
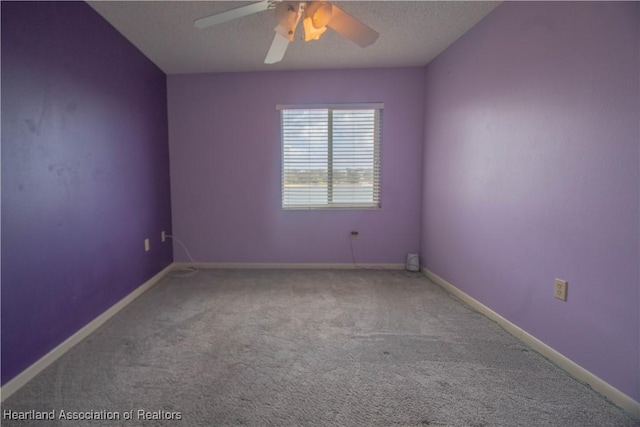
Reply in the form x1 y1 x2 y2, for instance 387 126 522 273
1 2 173 384
168 68 423 263
421 1 639 401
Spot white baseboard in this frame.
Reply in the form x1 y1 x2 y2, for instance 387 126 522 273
422 267 640 420
0 264 173 402
173 262 405 270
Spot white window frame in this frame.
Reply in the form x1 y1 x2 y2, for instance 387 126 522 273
277 103 383 210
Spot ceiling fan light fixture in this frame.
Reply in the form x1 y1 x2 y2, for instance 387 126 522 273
303 15 327 41
307 1 333 29
302 1 333 42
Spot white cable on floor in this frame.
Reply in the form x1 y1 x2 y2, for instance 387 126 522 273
166 234 198 277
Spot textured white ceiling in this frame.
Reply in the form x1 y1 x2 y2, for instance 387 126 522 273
87 1 501 74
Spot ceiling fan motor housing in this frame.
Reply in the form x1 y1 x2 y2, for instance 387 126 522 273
275 1 304 39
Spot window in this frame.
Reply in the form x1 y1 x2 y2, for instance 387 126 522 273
279 104 382 210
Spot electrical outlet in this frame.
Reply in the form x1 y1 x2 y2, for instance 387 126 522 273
144 238 150 252
350 231 359 239
161 231 166 242
554 279 568 301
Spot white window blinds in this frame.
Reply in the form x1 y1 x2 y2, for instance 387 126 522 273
279 104 382 210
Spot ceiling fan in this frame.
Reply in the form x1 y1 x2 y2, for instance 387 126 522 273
194 1 379 64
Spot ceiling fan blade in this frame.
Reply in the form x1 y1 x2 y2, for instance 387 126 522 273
265 33 290 64
194 1 270 29
327 4 379 48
